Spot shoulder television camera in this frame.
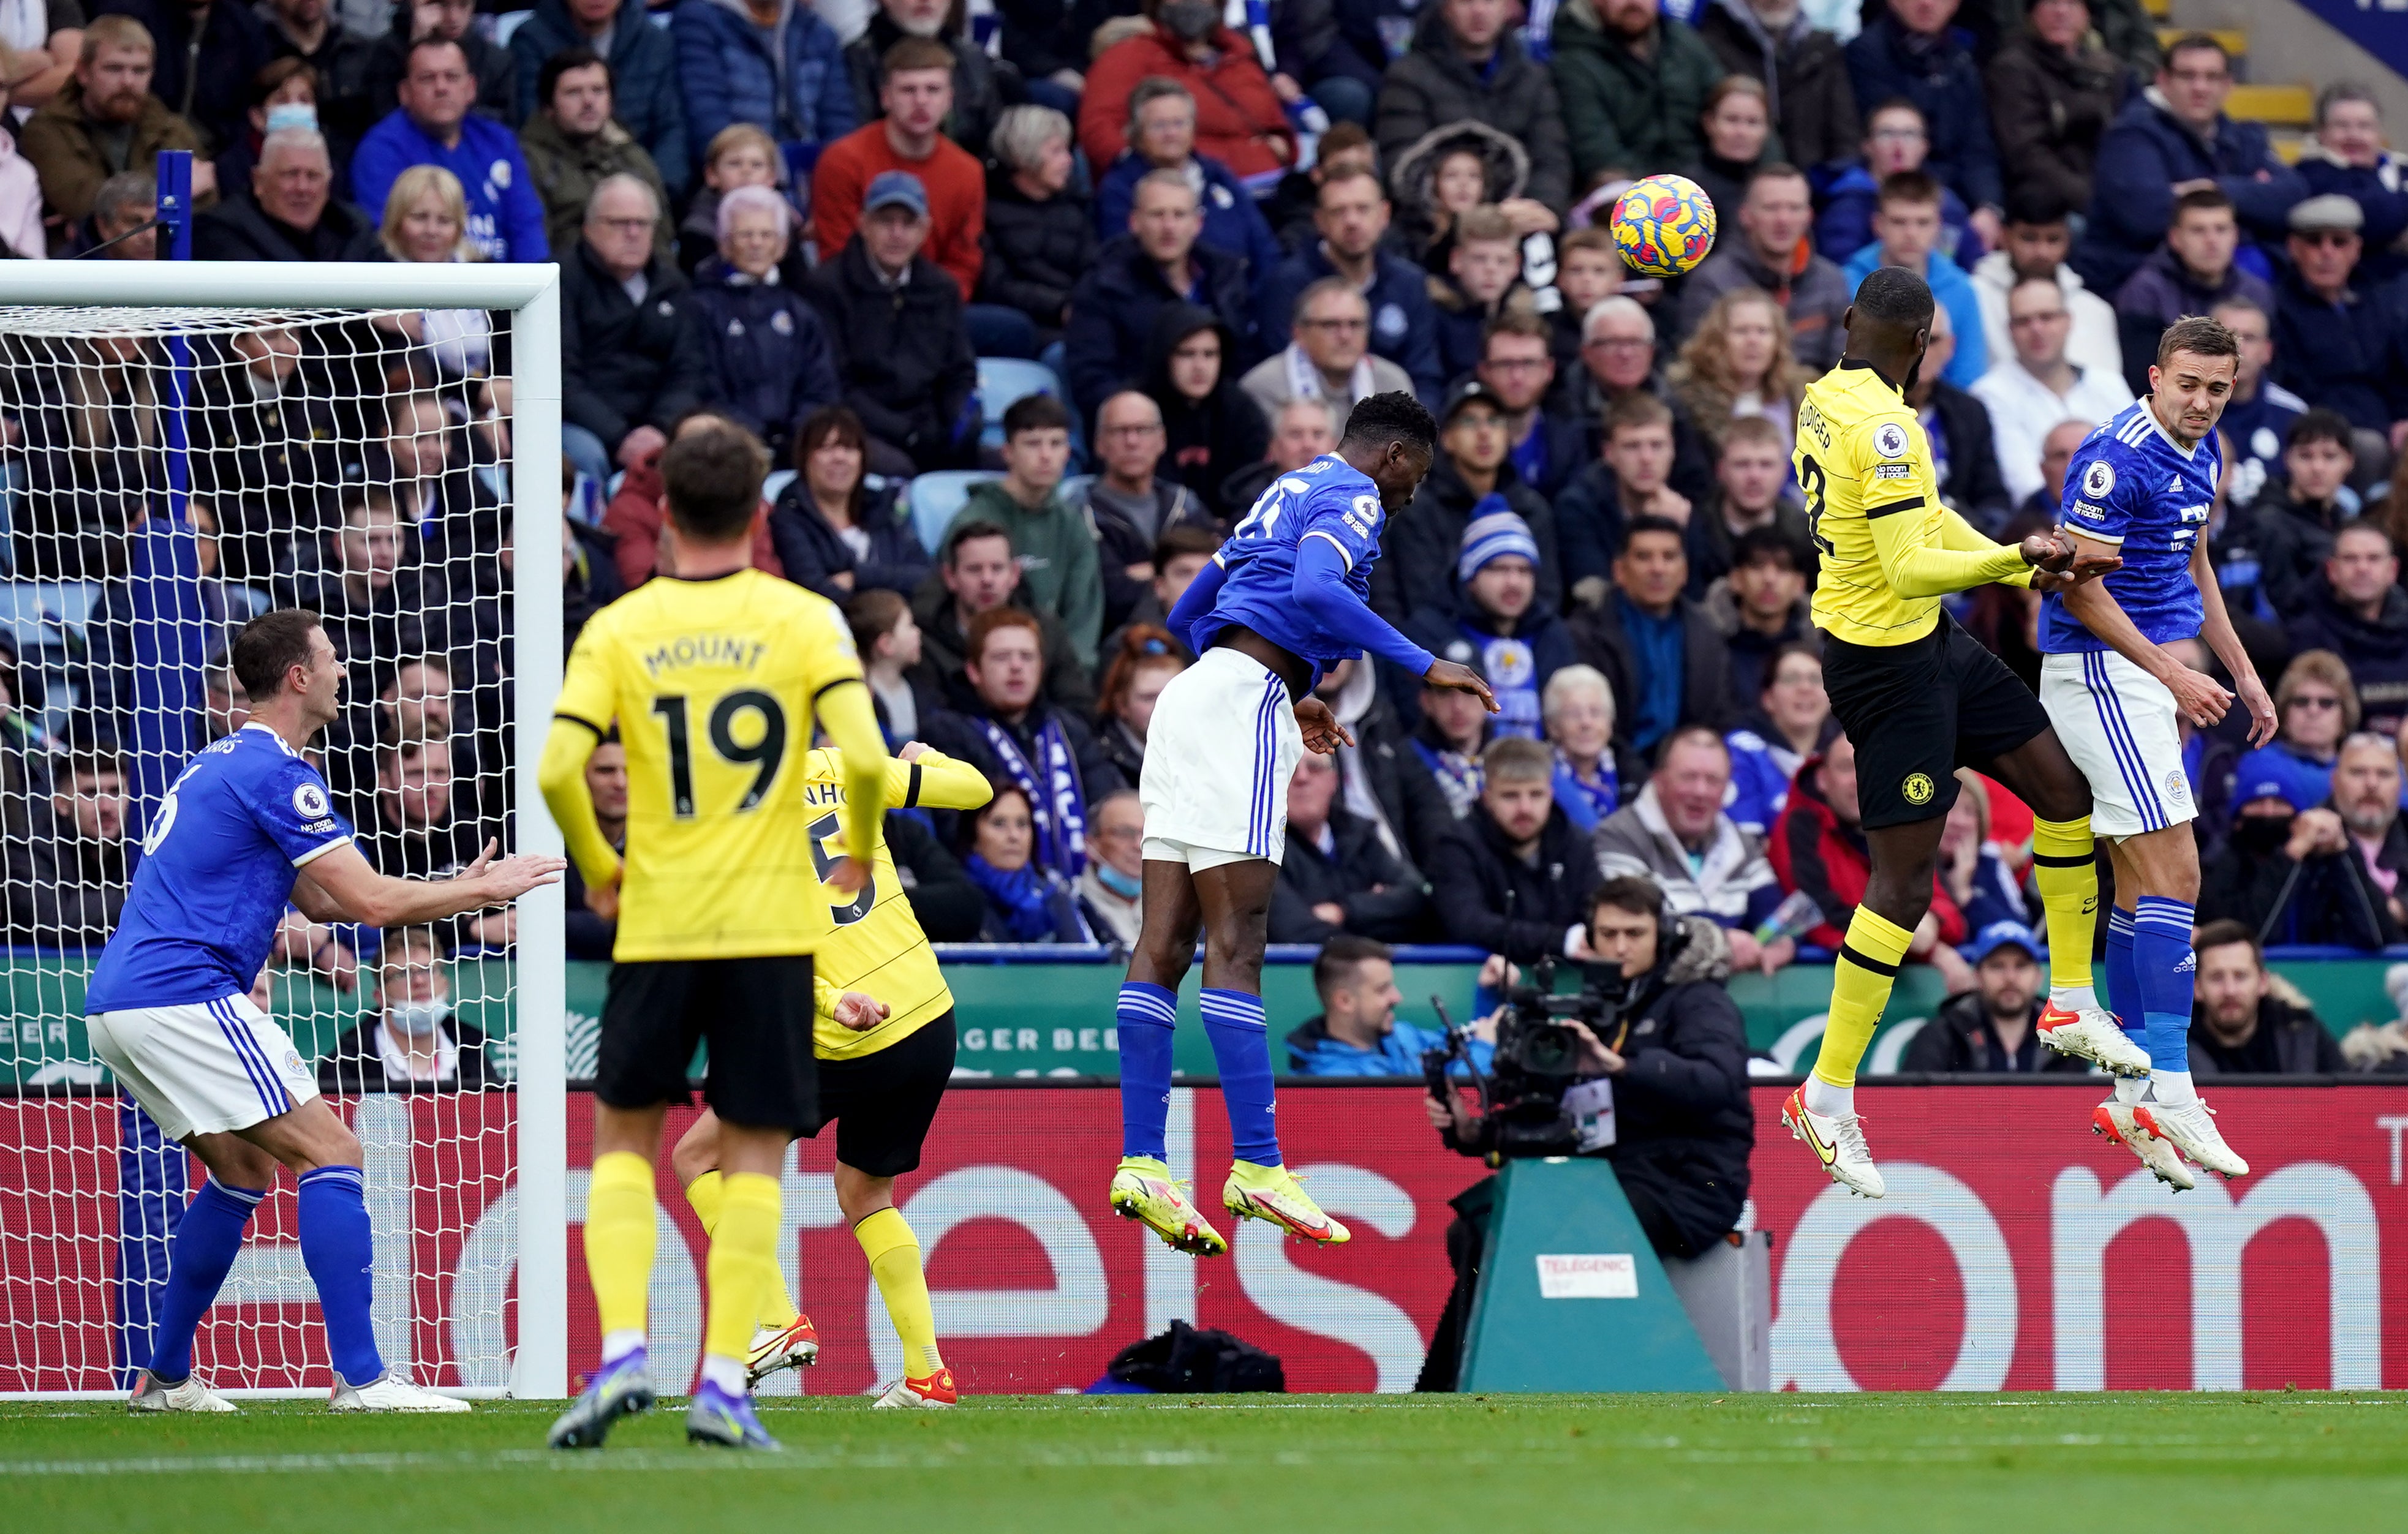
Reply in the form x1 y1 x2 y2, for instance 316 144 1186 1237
1422 955 1630 1160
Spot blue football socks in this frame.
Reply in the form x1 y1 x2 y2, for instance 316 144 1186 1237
298 1165 384 1388
2133 895 2200 1100
1116 982 1177 1161
148 1179 263 1383
1200 988 1281 1167
2105 906 2141 1041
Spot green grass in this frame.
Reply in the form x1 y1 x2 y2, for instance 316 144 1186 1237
6 1393 2405 1532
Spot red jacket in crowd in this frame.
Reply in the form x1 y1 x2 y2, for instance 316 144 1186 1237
1767 749 1967 952
602 448 783 588
1078 24 1296 181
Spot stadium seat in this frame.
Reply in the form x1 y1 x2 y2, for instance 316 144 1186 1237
908 471 1000 552
762 468 796 506
977 358 1068 454
492 9 530 45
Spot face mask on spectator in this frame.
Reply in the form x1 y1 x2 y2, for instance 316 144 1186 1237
1095 862 1143 898
266 103 319 135
1160 0 1217 40
388 998 448 1037
2233 813 2293 855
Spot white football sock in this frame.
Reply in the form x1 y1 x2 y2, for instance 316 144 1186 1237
2051 983 2100 1014
2149 1069 2197 1106
1802 1075 1853 1119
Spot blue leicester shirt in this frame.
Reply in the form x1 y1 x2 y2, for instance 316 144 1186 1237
1205 454 1396 679
85 726 356 1013
2040 399 2216 654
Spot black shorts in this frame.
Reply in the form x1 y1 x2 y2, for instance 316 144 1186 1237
597 956 816 1132
801 1012 956 1177
1819 615 2051 829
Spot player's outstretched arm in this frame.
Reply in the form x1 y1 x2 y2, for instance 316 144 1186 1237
2190 534 2277 745
1291 536 1497 709
889 741 994 811
2057 530 2234 728
292 839 565 928
1864 492 2043 598
537 715 623 892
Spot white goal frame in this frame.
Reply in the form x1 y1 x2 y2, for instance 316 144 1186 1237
0 261 568 1401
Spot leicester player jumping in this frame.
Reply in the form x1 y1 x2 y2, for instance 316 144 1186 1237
2040 314 2275 1187
1780 268 2136 1200
541 424 889 1451
1110 391 1495 1255
89 607 562 1413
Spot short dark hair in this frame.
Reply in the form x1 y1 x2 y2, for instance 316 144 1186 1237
2164 32 2232 72
845 587 910 657
1852 263 1936 331
660 423 767 541
1603 391 1674 439
2004 186 2072 228
1761 637 1821 694
404 34 469 74
1482 307 1553 352
2155 313 2240 371
1732 524 1804 573
1618 513 1685 557
2338 520 2396 557
1874 170 1942 211
943 517 1013 565
2289 407 2355 454
232 608 323 701
380 923 444 969
882 35 954 76
251 56 317 108
1151 524 1220 570
2193 918 2262 967
59 748 126 785
2173 186 2235 220
1744 161 1807 197
1591 874 1666 924
539 45 610 110
1656 724 1729 770
1312 933 1392 1002
1002 393 1072 439
1338 390 1438 457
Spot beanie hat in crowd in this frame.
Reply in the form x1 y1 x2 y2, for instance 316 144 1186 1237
1457 499 1539 585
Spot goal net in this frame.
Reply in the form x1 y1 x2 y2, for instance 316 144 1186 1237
0 265 565 1398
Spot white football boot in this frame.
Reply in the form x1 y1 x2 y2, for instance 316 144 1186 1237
1782 1086 1885 1198
127 1369 238 1413
2091 1100 2195 1191
328 1372 472 1412
2135 1097 2249 1179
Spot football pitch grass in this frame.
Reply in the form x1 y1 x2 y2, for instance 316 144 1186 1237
6 1391 2402 1532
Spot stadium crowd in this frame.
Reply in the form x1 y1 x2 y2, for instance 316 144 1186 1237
5 0 2408 1077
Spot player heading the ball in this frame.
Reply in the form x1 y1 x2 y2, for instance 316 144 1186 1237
1111 392 1495 1257
89 607 564 1415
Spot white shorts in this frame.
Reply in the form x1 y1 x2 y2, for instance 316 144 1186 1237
88 993 320 1141
1139 646 1305 870
2040 649 2199 839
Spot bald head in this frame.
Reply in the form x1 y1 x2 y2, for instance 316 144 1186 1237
1098 389 1166 486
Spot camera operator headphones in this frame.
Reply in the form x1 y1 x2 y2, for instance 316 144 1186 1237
1589 874 1680 962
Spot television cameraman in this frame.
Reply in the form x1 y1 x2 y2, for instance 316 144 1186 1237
1416 875 1753 1391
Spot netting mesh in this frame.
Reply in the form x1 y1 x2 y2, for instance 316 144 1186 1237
0 301 525 1393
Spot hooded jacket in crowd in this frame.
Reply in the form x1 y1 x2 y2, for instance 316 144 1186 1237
1377 3 1569 209
1144 303 1269 522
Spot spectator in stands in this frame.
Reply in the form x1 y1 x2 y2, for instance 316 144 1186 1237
1470 312 1580 503
1074 788 1147 946
991 0 1098 115
1378 0 1568 203
1080 0 1289 179
1239 278 1412 435
1255 165 1440 399
1678 164 1849 372
2296 83 2408 284
957 780 1092 942
1971 189 2122 386
673 127 804 287
2112 188 2274 396
1378 380 1560 620
1725 638 1831 837
1547 0 1715 194
1984 0 2121 219
1413 655 1492 819
354 36 546 261
947 394 1104 668
518 47 672 263
1843 171 1988 389
1424 736 1601 963
768 405 924 601
2075 32 2304 296
1145 304 1266 520
1691 425 1810 611
846 589 935 744
1267 751 1427 943
24 748 130 944
560 733 624 958
1542 663 1631 833
212 57 336 211
1559 295 1715 498
1557 393 1693 609
2273 195 2408 440
1092 623 1185 783
1292 935 1498 1077
2284 523 2408 740
1221 393 1337 516
1937 771 2033 933
353 733 497 893
1898 919 2083 1073
2018 416 2089 522
1971 277 2133 507
96 0 269 154
1844 0 2002 247
979 103 1090 343
276 485 427 688
1401 506 1572 740
801 168 981 475
21 17 213 230
1906 299 2015 530
845 0 1004 155
2250 410 2358 618
600 406 782 586
1073 391 1215 632
1817 100 1971 270
687 185 838 463
908 520 1096 714
2232 648 2357 822
813 36 984 301
1681 74 1780 225
1426 206 1533 385
1594 724 1789 966
320 926 497 1091
2189 920 2349 1074
261 0 376 148
1106 529 1217 656
1669 287 1810 464
1068 170 1250 424
80 170 156 260
926 606 1126 861
1095 78 1281 285
1 0 84 113
1771 735 1977 990
510 0 685 193
1709 515 1811 690
1570 515 1732 758
1696 0 1856 179
557 173 704 484
364 0 513 122
1386 118 1558 276
192 126 371 261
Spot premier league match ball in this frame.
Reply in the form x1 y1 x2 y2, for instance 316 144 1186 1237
1610 174 1718 278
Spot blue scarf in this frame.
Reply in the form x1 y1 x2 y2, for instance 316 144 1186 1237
1617 592 1683 754
978 712 1088 878
1551 748 1620 833
964 854 1066 941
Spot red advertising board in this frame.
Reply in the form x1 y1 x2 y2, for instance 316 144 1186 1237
5 1083 2405 1395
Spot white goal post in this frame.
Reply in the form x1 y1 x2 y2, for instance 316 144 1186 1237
0 261 567 1400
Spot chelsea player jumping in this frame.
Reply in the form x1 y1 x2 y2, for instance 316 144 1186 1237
89 608 563 1413
1109 392 1495 1255
2040 313 2276 1187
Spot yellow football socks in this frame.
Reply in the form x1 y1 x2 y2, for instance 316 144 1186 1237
586 1151 657 1343
703 1173 781 1366
1813 906 1915 1090
855 1206 943 1379
684 1168 801 1329
2029 815 2101 999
